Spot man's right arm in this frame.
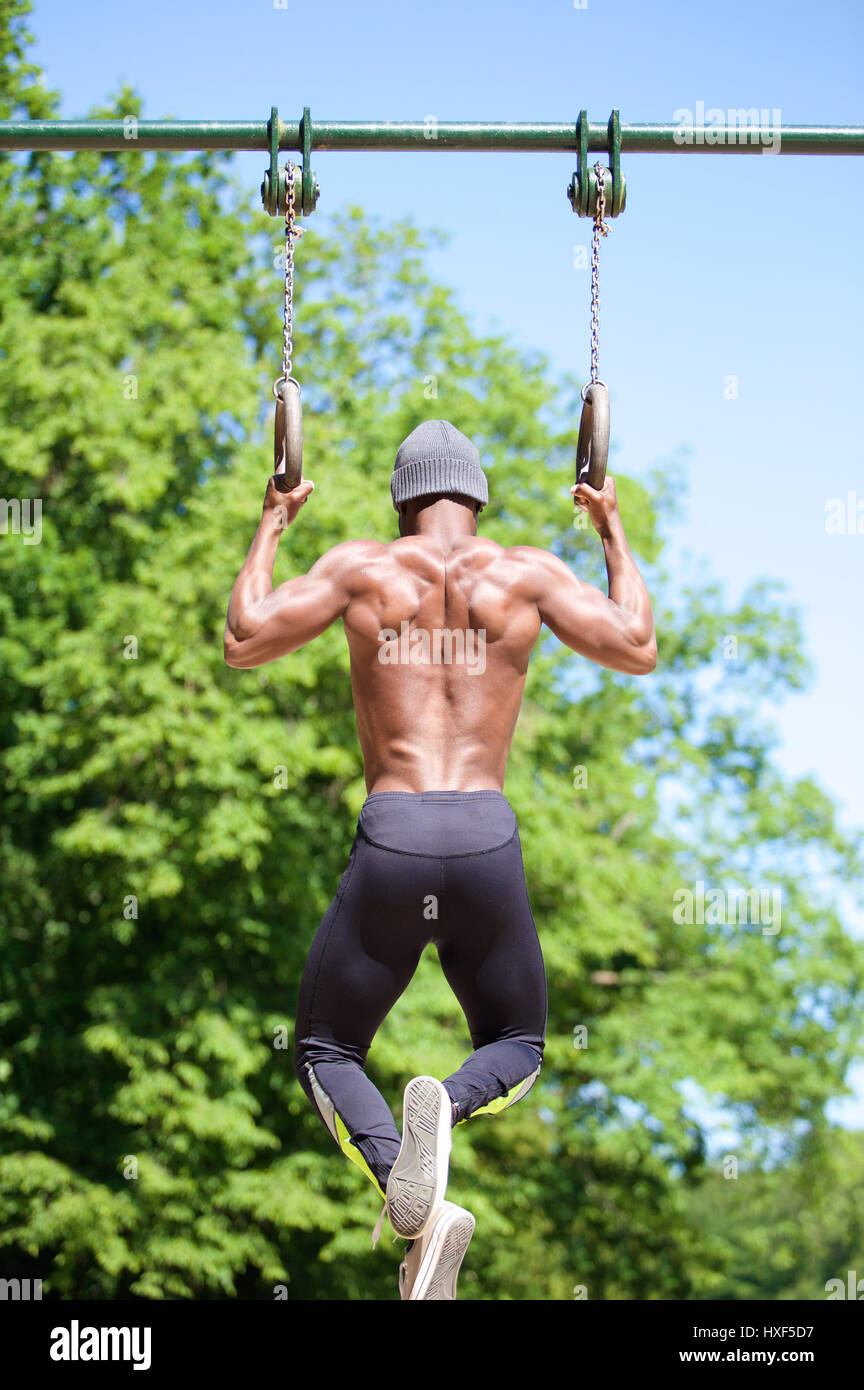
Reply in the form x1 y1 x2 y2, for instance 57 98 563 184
528 477 657 675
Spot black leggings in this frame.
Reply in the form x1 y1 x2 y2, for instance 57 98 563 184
293 791 547 1197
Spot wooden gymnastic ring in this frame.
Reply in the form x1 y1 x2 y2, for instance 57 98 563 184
273 376 303 491
576 381 609 490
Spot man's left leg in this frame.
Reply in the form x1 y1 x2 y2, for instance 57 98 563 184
293 828 432 1199
434 823 548 1128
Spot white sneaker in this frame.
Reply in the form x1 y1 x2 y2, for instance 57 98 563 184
399 1201 476 1300
386 1076 452 1238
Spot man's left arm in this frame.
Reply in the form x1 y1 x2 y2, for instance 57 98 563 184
223 477 354 669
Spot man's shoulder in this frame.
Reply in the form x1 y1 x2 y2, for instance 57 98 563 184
491 543 565 577
501 543 555 564
318 537 563 585
487 545 576 605
317 537 390 568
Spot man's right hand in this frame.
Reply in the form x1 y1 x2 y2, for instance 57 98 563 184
571 476 620 538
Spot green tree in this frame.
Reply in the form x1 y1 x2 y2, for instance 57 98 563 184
1 0 862 1299
685 1130 864 1301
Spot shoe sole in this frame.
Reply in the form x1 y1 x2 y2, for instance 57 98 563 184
410 1207 475 1301
386 1076 451 1238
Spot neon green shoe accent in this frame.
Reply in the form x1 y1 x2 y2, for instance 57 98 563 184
334 1109 386 1200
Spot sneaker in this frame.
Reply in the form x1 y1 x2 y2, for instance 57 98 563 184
386 1075 452 1238
399 1201 475 1300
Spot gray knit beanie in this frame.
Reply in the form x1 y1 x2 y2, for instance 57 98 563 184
391 419 488 511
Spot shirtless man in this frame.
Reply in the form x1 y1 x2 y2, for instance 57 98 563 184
224 420 656 1300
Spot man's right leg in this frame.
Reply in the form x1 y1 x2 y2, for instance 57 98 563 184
293 831 431 1199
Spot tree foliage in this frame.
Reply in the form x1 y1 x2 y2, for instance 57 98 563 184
1 0 862 1299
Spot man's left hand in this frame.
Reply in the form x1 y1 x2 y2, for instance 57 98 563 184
263 476 314 525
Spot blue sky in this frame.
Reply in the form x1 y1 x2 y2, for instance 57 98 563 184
28 0 864 1119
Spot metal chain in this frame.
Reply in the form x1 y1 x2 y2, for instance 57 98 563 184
277 159 304 392
589 162 610 385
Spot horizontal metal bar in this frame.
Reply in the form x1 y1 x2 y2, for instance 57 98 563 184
308 121 864 155
0 118 862 155
620 123 864 155
0 120 263 151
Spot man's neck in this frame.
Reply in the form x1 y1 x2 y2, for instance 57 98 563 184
407 499 476 547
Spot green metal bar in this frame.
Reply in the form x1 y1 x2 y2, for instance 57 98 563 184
0 120 264 150
0 118 862 154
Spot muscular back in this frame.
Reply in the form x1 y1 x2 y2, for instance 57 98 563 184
342 535 542 792
223 481 657 794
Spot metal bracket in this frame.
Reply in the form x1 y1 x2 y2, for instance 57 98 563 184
300 106 316 215
568 110 626 218
261 105 320 217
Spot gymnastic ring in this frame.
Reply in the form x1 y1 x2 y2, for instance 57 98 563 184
272 376 303 492
576 380 609 491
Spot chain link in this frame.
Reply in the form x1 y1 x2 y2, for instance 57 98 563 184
277 160 304 391
589 162 610 385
